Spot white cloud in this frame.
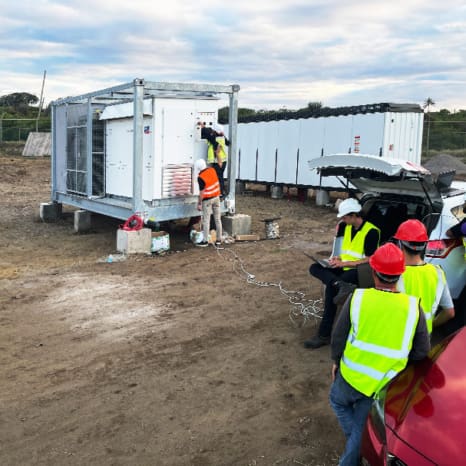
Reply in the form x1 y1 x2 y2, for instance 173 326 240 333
1 1 466 110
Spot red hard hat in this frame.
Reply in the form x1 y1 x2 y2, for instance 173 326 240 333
369 243 405 276
393 219 428 242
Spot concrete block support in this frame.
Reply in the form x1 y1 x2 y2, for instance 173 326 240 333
222 214 252 237
116 228 152 254
40 202 62 222
74 210 91 233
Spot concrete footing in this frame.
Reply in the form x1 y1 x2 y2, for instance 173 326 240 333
222 214 252 237
40 202 62 222
74 210 91 233
116 228 152 254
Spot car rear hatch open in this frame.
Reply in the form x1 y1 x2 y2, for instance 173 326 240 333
307 153 443 207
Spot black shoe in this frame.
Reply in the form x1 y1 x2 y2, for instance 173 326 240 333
303 335 331 349
196 241 209 247
333 281 357 305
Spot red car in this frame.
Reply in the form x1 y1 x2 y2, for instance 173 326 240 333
360 327 466 466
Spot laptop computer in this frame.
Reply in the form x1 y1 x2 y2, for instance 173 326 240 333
303 252 332 268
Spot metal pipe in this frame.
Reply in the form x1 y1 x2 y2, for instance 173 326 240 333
86 97 93 198
227 85 240 208
132 78 145 214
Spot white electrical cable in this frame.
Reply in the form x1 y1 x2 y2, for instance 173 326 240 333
213 244 323 327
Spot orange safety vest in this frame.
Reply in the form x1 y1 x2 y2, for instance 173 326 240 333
199 167 221 200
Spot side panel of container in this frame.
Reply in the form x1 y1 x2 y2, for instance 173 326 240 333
105 116 154 199
236 123 259 181
297 117 325 186
382 112 423 163
276 119 300 184
351 113 385 156
322 115 353 156
257 121 279 183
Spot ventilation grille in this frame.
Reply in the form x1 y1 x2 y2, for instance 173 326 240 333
162 164 193 198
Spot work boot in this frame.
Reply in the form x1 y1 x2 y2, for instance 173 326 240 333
303 334 331 349
333 281 357 306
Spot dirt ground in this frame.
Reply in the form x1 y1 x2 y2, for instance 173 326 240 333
0 150 348 465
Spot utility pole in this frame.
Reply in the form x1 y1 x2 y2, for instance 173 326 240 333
35 70 47 132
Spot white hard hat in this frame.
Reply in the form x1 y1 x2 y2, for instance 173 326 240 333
213 123 224 134
337 198 362 218
194 159 207 172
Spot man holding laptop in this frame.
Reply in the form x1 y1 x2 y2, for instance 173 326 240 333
304 198 380 349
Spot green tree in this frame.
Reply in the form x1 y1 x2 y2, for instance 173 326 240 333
307 101 323 111
0 92 39 109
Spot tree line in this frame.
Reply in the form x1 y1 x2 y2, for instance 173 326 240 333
1 92 466 153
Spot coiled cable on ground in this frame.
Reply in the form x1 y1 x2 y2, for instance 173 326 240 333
214 244 323 327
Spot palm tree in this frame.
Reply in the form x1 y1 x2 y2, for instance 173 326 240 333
423 98 435 157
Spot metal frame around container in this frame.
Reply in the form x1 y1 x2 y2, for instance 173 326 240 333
50 78 240 221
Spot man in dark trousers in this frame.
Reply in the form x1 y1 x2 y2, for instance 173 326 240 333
304 198 380 349
329 242 430 466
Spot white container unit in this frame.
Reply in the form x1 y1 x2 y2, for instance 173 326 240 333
236 103 424 189
101 97 219 202
48 80 240 222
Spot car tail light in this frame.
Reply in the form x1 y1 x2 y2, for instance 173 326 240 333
425 238 462 259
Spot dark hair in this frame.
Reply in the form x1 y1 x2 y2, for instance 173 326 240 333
375 270 400 284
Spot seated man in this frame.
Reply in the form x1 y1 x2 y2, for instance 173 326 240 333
304 198 380 349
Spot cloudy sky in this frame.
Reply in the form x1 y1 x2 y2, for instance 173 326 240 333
2 0 466 111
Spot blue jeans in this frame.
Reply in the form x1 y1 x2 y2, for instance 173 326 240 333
329 371 373 466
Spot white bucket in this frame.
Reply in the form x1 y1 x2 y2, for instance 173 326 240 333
316 189 329 206
265 220 280 239
270 185 283 199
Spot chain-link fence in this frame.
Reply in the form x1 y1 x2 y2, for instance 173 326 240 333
0 117 51 142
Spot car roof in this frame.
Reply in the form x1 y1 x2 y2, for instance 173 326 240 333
385 327 466 464
308 153 442 202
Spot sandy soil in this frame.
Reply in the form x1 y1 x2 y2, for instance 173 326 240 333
0 152 347 465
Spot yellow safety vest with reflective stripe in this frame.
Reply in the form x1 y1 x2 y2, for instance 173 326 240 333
398 264 446 334
207 137 227 164
340 221 380 270
340 288 419 397
463 237 466 260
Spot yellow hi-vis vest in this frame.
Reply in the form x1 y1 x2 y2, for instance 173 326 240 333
397 264 446 334
340 288 419 397
207 137 228 164
340 221 380 270
463 237 466 260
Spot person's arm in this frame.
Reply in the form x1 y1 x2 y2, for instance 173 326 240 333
431 267 455 327
434 306 455 327
433 281 455 327
363 227 380 256
408 304 430 361
197 177 206 211
331 297 352 363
